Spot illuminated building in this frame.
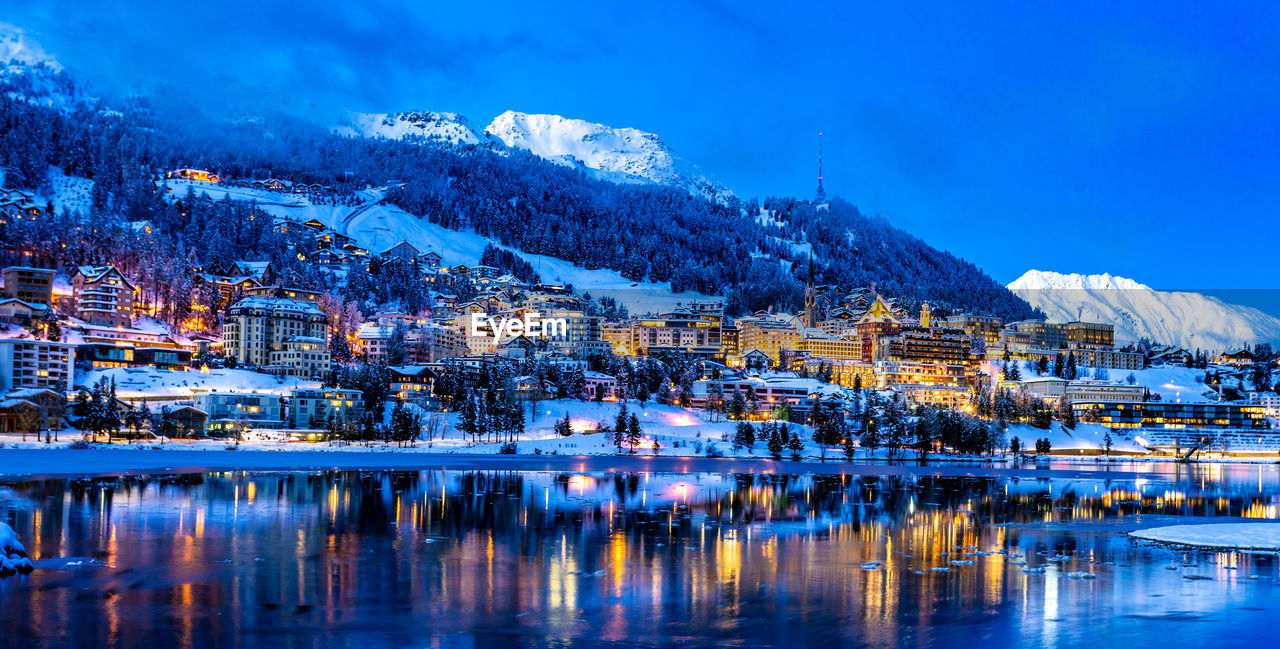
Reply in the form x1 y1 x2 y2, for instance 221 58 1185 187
223 296 329 376
1066 321 1115 349
1075 400 1273 452
854 296 902 362
267 336 330 379
70 265 137 328
873 360 971 389
795 333 862 361
735 318 800 364
166 168 221 183
0 339 76 393
878 326 972 365
942 313 1002 348
289 388 364 429
632 307 724 359
1 266 55 305
192 391 283 434
1003 319 1067 349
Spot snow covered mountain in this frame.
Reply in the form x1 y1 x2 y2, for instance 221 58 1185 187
335 111 498 147
0 22 58 69
335 108 732 201
1009 270 1280 351
484 111 732 201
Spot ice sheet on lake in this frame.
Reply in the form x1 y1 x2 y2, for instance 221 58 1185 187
1130 523 1280 550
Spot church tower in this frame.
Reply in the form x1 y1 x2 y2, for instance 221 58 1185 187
920 302 931 328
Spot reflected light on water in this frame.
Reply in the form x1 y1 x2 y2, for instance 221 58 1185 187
0 466 1278 648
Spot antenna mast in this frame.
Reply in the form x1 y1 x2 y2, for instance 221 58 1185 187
815 131 826 203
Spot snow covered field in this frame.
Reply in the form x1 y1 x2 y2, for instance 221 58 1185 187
1130 523 1280 551
78 366 319 398
1005 422 1146 454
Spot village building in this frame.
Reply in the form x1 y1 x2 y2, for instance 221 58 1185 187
388 365 438 403
289 388 364 429
222 297 328 374
69 265 137 327
193 391 284 435
150 405 208 437
1 266 56 305
0 388 66 435
0 298 49 326
0 339 77 393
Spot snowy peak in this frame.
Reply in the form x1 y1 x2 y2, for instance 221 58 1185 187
485 110 732 201
1009 269 1280 350
336 111 497 147
0 22 59 70
1009 269 1151 293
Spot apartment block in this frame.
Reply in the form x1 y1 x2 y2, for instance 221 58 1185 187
0 339 76 393
1 266 56 305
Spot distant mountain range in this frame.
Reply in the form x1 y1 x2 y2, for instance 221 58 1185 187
1009 270 1280 351
338 109 732 202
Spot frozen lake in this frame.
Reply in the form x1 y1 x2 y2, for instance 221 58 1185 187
2 464 1279 647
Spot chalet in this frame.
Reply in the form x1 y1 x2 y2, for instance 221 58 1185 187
0 388 66 434
151 405 208 437
1148 345 1191 366
193 272 261 305
70 265 137 327
243 286 322 303
497 334 539 359
512 375 552 400
739 349 773 370
0 298 48 326
389 365 438 402
166 168 220 183
1217 349 1257 365
314 230 354 250
0 188 42 220
232 260 274 284
250 178 290 191
582 371 619 400
418 251 443 268
308 249 350 267
381 240 421 261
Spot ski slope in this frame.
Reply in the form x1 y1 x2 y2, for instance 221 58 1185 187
161 179 716 314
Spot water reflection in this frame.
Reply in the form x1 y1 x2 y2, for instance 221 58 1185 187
1 465 1278 648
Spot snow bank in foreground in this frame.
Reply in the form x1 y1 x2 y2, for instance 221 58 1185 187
1130 523 1280 550
0 521 34 577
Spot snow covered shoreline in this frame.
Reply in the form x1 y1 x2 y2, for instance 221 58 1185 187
0 446 1266 481
1130 523 1280 551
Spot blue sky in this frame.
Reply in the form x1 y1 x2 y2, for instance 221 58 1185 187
10 1 1280 291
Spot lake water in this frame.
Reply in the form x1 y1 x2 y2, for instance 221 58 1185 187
2 463 1279 648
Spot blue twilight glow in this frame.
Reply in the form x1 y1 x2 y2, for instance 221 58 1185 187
8 1 1280 288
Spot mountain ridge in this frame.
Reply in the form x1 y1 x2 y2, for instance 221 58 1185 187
336 107 731 201
1009 269 1280 351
